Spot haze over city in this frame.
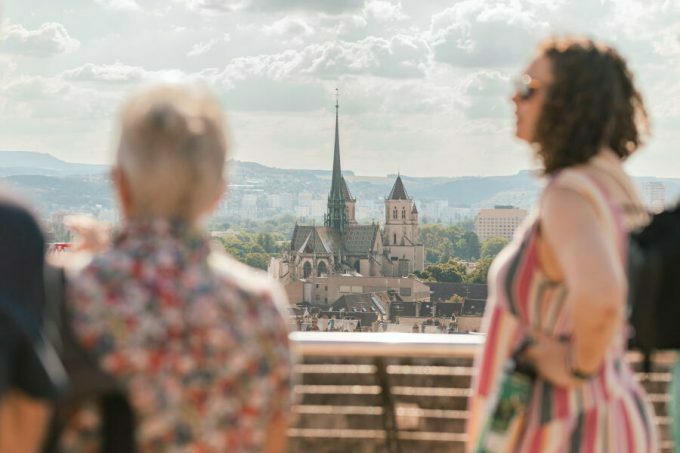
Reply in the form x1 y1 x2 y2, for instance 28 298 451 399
1 0 679 177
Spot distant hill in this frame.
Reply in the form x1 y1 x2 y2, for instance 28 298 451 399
0 151 108 176
0 151 678 219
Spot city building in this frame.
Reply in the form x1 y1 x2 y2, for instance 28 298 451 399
474 205 528 241
270 97 425 298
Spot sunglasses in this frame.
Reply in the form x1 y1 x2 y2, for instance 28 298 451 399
513 74 543 101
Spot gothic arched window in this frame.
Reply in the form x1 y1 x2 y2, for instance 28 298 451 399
317 261 327 276
401 208 406 219
393 208 397 219
393 233 397 245
303 262 312 279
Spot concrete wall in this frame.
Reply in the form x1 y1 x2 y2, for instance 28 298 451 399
285 280 304 305
457 315 483 333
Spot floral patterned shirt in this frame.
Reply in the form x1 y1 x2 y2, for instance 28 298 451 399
64 219 292 452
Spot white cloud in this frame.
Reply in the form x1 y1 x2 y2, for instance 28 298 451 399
215 34 431 81
458 70 511 118
61 62 148 83
249 0 365 14
94 0 141 12
61 62 187 84
0 75 116 121
180 0 249 14
429 1 547 68
178 0 365 15
0 0 679 177
1 76 68 102
364 1 407 21
652 24 680 58
1 23 80 57
187 38 218 57
263 17 315 39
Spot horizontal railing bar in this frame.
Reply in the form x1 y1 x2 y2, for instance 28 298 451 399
386 365 475 376
395 407 468 419
288 428 469 443
290 332 484 358
294 385 381 395
294 405 470 420
288 428 386 439
392 387 471 397
295 364 377 374
635 372 671 382
291 332 678 365
294 405 383 415
398 432 466 442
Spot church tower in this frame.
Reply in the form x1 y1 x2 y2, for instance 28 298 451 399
324 91 356 232
383 174 424 275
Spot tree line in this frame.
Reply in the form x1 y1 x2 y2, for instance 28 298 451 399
416 224 508 283
215 220 510 278
218 231 287 270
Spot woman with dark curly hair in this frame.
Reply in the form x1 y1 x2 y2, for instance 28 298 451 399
467 37 657 452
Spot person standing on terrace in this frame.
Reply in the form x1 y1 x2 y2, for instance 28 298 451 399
64 85 292 452
467 37 657 452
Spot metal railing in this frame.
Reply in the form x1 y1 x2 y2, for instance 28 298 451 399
288 332 675 453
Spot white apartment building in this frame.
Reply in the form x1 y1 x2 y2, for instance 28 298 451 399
474 205 528 241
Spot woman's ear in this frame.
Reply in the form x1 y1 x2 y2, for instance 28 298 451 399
111 166 134 219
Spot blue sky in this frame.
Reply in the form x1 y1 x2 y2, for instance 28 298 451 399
0 0 678 177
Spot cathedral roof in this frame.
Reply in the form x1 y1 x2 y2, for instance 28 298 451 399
387 175 410 200
411 202 418 214
292 226 335 254
343 224 380 255
290 224 380 256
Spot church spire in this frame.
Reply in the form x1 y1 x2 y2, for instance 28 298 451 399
325 88 348 233
332 89 342 193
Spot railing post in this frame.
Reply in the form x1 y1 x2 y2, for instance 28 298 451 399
375 357 402 453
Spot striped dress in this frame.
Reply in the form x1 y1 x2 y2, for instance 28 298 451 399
469 166 658 452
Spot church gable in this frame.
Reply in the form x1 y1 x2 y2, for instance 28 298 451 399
291 226 335 255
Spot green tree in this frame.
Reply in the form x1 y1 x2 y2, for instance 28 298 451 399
420 224 481 263
417 258 468 283
455 230 481 261
457 219 475 232
448 294 464 303
466 257 493 283
481 237 509 259
256 232 276 253
244 252 270 270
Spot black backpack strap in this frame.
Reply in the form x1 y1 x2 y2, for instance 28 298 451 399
101 393 136 453
42 266 136 453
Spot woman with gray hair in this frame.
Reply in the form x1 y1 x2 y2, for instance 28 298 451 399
63 85 292 452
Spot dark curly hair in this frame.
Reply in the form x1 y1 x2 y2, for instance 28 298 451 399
533 37 649 174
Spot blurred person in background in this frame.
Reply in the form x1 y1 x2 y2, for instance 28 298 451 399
63 85 292 452
467 37 657 452
0 196 65 452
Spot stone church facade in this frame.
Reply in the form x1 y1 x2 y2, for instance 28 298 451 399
271 100 424 282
